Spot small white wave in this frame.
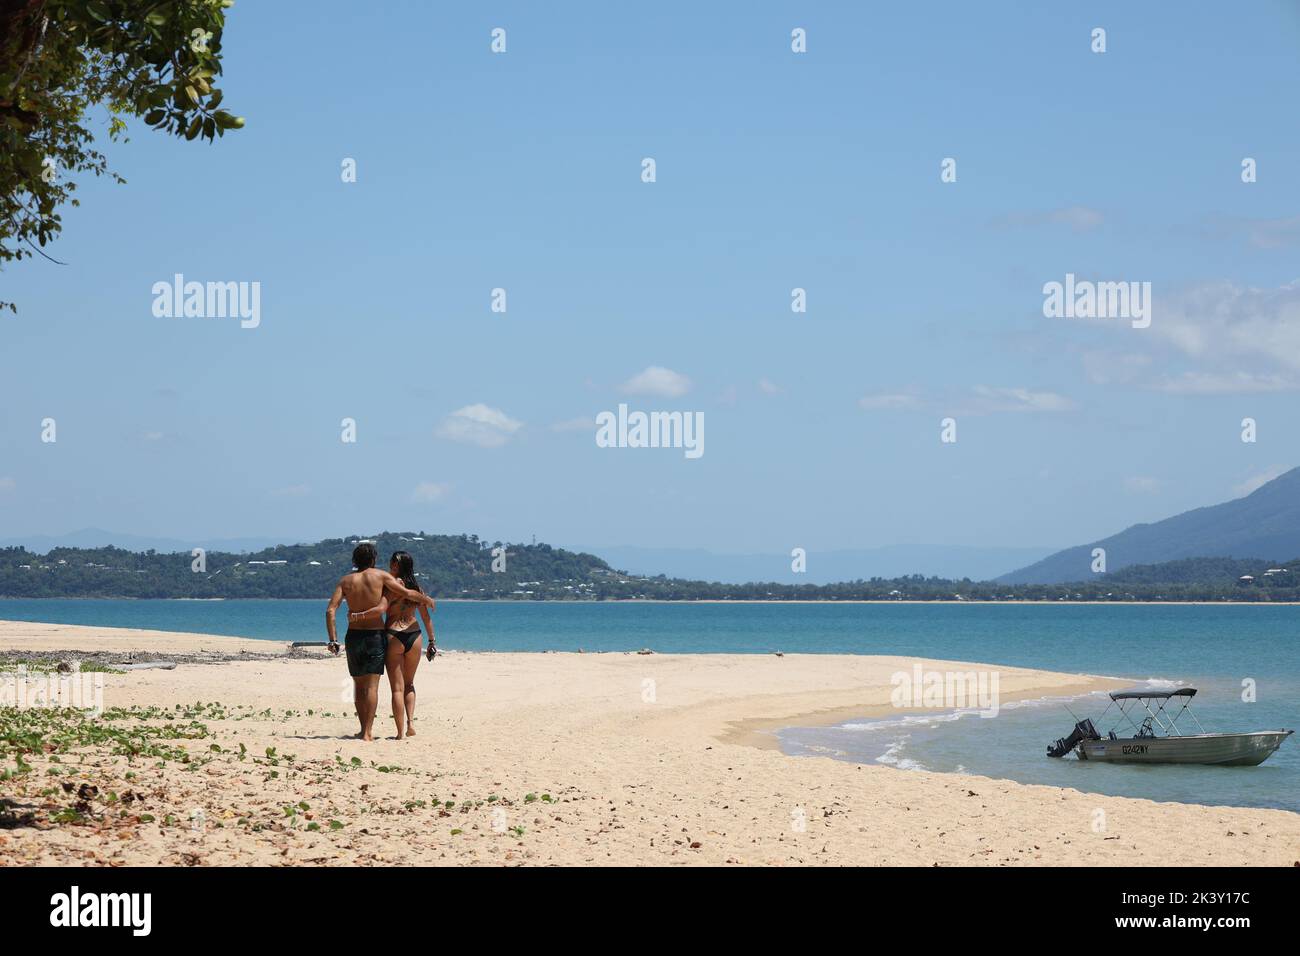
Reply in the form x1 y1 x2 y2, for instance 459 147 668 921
800 744 849 757
837 688 1112 735
998 688 1112 712
875 737 926 771
838 708 982 734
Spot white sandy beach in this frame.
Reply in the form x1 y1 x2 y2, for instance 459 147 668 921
1 620 1297 866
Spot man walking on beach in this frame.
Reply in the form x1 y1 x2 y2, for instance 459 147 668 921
326 542 435 741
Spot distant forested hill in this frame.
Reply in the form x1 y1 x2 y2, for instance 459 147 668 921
0 533 617 600
1000 467 1300 584
0 532 1297 601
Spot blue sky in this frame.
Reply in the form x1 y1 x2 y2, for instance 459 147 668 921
2 0 1299 557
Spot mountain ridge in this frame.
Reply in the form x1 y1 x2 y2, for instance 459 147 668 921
999 467 1300 584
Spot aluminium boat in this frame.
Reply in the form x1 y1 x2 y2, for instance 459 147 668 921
1046 688 1292 766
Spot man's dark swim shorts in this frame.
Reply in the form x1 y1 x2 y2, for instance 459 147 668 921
344 628 386 677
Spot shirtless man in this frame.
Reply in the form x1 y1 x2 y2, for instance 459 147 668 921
326 542 435 741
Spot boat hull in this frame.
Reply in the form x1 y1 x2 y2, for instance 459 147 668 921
1078 731 1292 766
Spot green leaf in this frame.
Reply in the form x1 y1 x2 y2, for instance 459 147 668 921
185 116 202 140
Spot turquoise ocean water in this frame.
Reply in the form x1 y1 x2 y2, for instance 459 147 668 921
1 599 1295 812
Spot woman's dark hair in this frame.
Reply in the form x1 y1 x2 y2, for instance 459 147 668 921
352 542 377 570
390 550 421 592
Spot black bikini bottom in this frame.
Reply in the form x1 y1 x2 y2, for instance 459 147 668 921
388 627 420 653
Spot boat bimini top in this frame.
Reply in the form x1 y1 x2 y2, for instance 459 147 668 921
1102 687 1206 738
1109 688 1196 701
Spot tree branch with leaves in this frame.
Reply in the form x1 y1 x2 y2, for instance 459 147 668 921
0 0 244 311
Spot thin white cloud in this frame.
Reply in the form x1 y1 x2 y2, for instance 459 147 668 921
435 404 523 448
411 481 451 503
962 386 1075 414
550 416 595 432
1051 206 1105 232
0 477 14 493
1234 466 1287 498
1148 371 1297 395
132 429 181 448
1124 476 1162 494
757 378 782 396
858 387 1074 415
859 392 922 411
620 366 691 398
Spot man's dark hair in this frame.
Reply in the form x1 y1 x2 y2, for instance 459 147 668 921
352 542 377 570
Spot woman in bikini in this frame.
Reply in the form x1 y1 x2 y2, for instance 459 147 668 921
348 550 435 739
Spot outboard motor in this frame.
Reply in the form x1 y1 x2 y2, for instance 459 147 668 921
1047 718 1100 758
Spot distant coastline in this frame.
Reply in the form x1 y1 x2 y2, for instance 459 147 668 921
4 531 1298 603
3 596 1299 606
